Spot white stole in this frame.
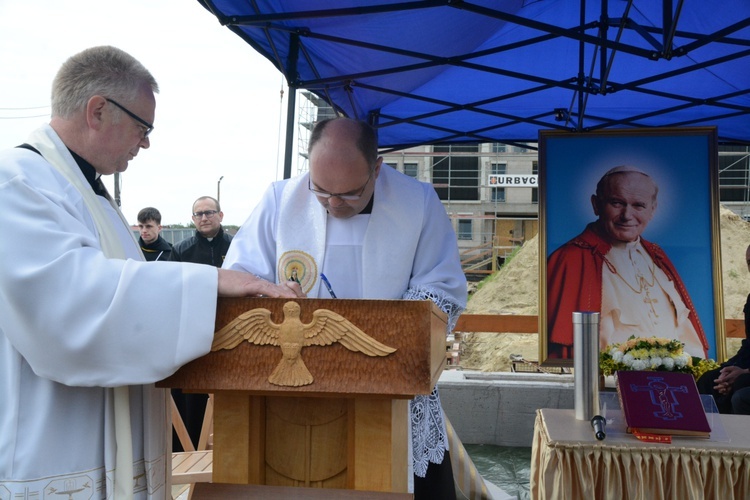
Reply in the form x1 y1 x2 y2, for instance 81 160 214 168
26 124 140 499
275 167 423 299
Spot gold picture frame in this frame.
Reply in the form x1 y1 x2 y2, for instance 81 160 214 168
539 127 724 367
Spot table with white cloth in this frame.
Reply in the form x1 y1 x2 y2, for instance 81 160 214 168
531 408 750 500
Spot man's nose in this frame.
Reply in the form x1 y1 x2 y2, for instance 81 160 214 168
328 196 347 207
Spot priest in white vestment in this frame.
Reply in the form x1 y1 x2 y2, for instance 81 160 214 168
224 117 467 499
0 46 301 499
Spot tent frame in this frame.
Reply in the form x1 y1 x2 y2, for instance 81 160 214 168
199 0 750 176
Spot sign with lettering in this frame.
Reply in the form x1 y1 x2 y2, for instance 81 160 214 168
488 174 538 187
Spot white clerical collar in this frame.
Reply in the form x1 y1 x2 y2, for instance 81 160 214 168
607 239 651 284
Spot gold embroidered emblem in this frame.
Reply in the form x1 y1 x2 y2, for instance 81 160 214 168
278 250 317 294
211 301 396 387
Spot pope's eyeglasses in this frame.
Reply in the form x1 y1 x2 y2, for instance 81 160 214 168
308 169 374 201
106 98 154 138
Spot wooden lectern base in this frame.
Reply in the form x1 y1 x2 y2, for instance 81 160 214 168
213 393 410 492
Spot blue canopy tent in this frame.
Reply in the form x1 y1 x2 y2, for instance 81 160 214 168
197 0 750 177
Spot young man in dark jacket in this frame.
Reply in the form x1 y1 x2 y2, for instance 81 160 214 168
137 206 173 262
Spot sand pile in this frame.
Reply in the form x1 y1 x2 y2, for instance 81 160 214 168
460 205 750 372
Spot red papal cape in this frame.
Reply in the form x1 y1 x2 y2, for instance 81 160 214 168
546 223 708 359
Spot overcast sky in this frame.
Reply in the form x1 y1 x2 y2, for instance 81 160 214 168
0 0 296 226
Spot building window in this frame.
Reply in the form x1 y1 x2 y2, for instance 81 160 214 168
457 218 473 240
433 144 479 201
531 160 538 204
492 143 507 153
491 163 506 202
404 162 418 178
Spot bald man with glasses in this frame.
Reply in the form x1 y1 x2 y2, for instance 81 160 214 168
170 196 233 268
224 117 467 499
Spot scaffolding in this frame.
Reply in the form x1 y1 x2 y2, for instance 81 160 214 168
297 91 337 177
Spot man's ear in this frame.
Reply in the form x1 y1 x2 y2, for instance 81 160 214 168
591 194 600 216
373 156 384 178
86 96 108 131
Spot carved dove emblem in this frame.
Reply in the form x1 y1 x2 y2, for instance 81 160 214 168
211 301 396 387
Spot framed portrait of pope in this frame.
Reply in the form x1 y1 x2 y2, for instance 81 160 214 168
538 127 724 367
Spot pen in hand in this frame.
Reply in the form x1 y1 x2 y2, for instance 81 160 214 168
320 273 337 298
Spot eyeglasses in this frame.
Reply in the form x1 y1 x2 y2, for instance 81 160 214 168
106 98 154 138
192 210 218 219
308 169 375 201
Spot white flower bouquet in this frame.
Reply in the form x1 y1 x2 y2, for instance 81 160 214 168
599 335 719 380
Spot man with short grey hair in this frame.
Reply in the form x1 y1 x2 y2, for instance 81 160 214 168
0 46 301 498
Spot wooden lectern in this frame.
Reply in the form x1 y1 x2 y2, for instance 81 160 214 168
158 297 447 494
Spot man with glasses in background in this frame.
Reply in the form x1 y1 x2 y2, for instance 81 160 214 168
169 195 234 450
224 117 467 499
171 196 232 268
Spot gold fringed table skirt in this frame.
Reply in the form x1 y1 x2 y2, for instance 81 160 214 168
531 408 750 500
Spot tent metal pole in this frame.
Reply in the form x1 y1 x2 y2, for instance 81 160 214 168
283 34 300 180
282 87 297 180
599 0 608 86
576 0 586 131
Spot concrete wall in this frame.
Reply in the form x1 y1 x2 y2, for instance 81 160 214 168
438 370 574 448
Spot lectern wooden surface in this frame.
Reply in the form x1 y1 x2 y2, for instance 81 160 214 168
158 297 447 493
160 297 447 397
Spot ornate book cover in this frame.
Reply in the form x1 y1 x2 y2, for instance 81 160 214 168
615 370 711 437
